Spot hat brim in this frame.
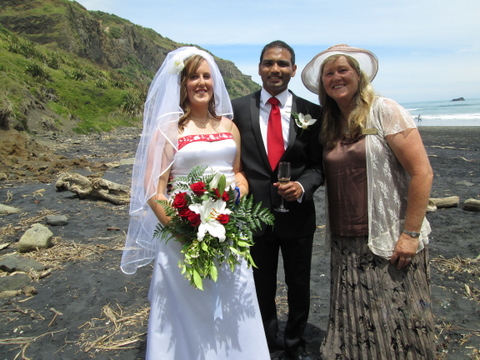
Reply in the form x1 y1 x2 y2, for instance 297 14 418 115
301 45 379 95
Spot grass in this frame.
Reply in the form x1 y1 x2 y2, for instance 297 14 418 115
0 0 260 135
0 25 144 133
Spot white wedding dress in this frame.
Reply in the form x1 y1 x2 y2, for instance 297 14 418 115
146 132 269 360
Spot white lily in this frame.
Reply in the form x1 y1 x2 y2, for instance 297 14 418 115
209 171 235 191
209 172 223 189
189 198 232 242
294 113 317 129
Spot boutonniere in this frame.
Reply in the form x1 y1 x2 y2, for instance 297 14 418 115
292 113 317 136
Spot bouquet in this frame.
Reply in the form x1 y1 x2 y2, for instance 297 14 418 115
154 166 274 290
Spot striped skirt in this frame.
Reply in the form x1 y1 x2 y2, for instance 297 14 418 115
320 235 436 360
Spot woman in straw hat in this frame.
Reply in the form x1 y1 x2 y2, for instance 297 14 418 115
302 45 436 359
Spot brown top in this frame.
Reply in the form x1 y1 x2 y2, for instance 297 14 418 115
324 136 368 236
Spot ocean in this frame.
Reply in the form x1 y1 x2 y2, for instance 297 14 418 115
401 98 480 127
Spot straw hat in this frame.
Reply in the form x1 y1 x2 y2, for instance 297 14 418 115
301 44 379 94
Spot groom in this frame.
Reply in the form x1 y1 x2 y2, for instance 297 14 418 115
232 40 323 360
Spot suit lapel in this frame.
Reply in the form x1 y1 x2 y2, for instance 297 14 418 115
283 93 299 159
250 92 271 170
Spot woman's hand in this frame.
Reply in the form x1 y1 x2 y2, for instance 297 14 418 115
390 232 419 269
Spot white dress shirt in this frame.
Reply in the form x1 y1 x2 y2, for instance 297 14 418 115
259 88 305 201
259 88 292 154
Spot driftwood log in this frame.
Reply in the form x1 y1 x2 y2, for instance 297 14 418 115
463 198 480 212
55 172 130 205
429 196 460 208
426 200 437 213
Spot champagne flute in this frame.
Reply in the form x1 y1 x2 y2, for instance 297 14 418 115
275 162 291 213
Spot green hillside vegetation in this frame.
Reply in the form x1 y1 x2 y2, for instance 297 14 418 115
0 0 260 135
0 25 144 134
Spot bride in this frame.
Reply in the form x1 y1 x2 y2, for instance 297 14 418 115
121 47 269 359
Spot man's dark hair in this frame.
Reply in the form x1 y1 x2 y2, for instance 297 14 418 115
260 40 296 66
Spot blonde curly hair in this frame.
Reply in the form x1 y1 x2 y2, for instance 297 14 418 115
318 54 375 149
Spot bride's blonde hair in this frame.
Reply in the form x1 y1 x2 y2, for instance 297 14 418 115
318 54 375 149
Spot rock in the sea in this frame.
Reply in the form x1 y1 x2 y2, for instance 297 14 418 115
17 223 53 253
451 97 465 101
45 214 69 226
0 204 20 215
0 254 45 272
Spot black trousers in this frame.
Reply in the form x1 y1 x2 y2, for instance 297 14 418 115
251 228 314 356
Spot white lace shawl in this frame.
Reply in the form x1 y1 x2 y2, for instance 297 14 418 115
365 96 431 259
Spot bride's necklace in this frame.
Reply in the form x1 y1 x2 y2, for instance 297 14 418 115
190 118 210 128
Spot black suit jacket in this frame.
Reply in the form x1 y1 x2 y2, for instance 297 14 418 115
232 91 324 238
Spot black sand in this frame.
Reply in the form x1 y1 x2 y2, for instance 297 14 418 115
0 126 479 359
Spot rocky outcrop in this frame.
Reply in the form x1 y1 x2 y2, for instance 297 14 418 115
0 0 259 92
0 0 259 142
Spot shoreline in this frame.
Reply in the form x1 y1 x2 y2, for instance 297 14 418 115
418 124 480 127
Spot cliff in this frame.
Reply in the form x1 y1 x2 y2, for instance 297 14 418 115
0 0 260 134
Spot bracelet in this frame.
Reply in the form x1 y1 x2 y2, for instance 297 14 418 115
234 186 241 205
235 183 248 197
403 230 420 238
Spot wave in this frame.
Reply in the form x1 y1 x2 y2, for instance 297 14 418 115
419 113 480 120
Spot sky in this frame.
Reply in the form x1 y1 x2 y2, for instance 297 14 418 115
73 0 480 105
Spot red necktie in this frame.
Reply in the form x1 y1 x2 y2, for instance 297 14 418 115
267 97 284 170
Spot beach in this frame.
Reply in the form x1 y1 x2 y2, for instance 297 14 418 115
0 126 479 359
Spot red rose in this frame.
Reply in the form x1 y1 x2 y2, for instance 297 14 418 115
172 192 188 208
178 207 193 218
214 189 229 202
190 182 207 196
221 192 229 202
187 212 201 227
216 214 230 225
